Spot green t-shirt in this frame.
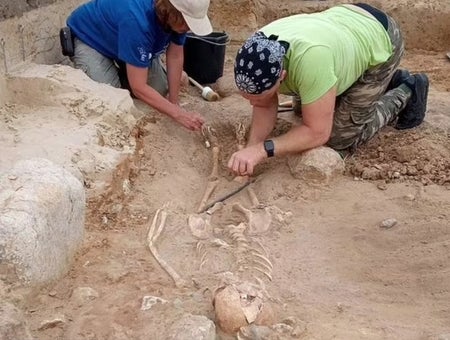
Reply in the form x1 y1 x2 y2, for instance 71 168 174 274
260 5 393 104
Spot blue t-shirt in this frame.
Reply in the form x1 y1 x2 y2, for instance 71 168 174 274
67 0 186 67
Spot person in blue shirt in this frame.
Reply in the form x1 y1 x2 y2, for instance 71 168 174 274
67 0 212 131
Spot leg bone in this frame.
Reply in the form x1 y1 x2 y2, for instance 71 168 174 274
197 180 219 213
147 209 187 288
209 146 220 180
197 144 220 213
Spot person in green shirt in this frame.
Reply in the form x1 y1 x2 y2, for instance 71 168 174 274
228 3 429 176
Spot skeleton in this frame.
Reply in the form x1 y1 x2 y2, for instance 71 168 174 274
147 207 187 288
192 122 277 283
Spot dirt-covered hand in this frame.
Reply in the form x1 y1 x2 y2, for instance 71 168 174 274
175 110 205 131
228 144 266 176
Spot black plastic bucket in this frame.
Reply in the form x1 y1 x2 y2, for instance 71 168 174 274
183 31 229 84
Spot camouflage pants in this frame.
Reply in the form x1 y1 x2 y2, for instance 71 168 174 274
327 15 411 151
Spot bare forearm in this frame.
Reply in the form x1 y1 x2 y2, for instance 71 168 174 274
166 44 183 104
270 124 330 156
133 85 183 119
270 87 336 156
127 62 203 130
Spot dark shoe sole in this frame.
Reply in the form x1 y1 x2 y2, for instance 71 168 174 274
395 73 429 130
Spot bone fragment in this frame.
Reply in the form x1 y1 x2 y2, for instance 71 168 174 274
253 266 273 281
206 202 224 215
147 209 187 288
235 122 247 147
188 214 210 239
247 187 261 207
250 250 273 270
232 203 272 235
233 175 261 208
211 238 231 248
201 124 218 148
199 251 208 270
210 146 220 180
251 258 273 274
197 143 220 212
197 180 219 213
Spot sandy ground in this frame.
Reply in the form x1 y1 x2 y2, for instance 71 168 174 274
9 44 448 340
1 1 450 339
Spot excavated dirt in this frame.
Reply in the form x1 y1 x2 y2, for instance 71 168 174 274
1 0 450 339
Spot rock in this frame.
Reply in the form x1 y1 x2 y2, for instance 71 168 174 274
71 287 99 307
380 218 398 229
37 315 66 330
287 146 344 183
291 322 307 337
404 194 415 201
0 302 33 340
271 323 293 335
361 167 381 180
214 74 238 97
281 317 307 336
377 183 388 190
0 158 85 285
237 324 273 339
140 295 168 311
167 314 215 340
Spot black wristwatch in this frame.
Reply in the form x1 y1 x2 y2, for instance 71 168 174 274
263 139 275 157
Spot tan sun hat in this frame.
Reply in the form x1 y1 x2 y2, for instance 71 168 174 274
169 0 212 36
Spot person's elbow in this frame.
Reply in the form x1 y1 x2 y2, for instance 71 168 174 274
129 82 147 100
305 114 333 147
311 127 332 147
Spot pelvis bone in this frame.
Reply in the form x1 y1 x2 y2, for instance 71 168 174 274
232 203 272 235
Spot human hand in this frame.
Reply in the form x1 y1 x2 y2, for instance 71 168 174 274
227 144 266 176
174 110 205 131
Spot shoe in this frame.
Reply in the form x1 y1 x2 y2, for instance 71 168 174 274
387 68 410 91
395 73 429 130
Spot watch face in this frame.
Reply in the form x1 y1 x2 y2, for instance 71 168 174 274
264 140 274 157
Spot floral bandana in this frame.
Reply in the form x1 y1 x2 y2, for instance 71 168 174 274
234 31 289 94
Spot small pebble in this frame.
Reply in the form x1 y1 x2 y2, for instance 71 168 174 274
37 316 66 330
380 218 397 229
404 194 415 201
140 295 168 311
377 183 387 190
